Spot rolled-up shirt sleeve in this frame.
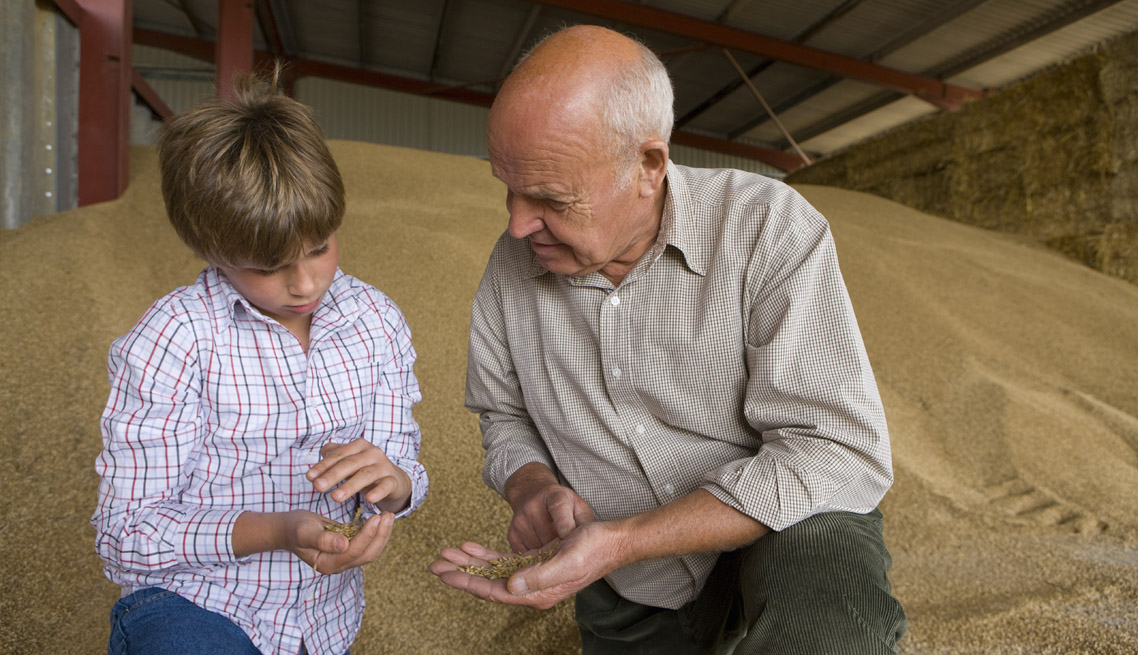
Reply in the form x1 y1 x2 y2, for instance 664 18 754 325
465 240 556 497
93 306 244 572
701 203 892 532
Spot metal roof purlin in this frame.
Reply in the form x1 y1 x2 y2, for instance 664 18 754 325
130 28 809 172
677 0 872 129
527 0 982 110
727 0 1001 140
782 0 1126 149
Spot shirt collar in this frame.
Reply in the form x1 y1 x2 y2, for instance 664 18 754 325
658 161 707 277
205 267 359 334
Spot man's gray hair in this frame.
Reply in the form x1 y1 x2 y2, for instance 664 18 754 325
518 29 674 166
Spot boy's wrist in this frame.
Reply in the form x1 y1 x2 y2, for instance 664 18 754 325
233 511 287 557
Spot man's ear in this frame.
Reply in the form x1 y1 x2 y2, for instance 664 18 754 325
637 140 669 198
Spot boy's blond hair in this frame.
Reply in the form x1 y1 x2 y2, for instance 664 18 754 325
157 67 344 268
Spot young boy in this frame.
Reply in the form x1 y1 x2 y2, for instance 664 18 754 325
91 71 427 655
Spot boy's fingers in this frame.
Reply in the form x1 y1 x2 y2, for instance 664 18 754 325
363 475 400 503
358 514 395 562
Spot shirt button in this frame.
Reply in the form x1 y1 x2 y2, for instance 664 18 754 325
664 484 675 495
612 367 622 378
636 425 645 435
610 295 621 306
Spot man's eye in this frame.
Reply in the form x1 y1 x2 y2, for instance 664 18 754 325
546 200 571 212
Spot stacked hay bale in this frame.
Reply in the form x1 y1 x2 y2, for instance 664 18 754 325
788 29 1138 285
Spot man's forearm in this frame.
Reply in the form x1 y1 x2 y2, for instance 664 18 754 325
603 489 770 569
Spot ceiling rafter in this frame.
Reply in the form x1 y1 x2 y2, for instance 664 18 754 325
429 0 453 82
263 0 297 55
255 0 287 58
729 0 993 141
358 0 368 67
498 5 542 85
164 0 212 38
676 0 872 129
780 0 1124 149
526 0 982 110
131 27 808 172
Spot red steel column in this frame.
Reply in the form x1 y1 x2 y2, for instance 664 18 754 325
74 0 131 206
217 0 255 100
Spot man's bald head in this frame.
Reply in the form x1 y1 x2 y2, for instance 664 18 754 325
492 26 674 167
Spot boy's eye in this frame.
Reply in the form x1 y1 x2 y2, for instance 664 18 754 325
252 267 280 276
309 244 330 256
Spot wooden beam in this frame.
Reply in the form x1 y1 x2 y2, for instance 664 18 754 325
528 0 982 110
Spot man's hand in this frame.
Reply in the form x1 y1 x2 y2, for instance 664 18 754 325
307 438 411 513
504 463 594 552
429 521 620 609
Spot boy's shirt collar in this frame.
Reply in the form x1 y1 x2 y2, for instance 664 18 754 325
205 267 362 337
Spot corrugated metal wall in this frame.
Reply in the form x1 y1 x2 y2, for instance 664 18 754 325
132 45 782 178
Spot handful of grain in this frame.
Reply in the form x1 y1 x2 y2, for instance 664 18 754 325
323 507 363 539
458 548 557 579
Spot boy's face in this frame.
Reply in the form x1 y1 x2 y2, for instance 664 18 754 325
219 233 339 334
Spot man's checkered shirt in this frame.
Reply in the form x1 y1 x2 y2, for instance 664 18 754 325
466 162 892 609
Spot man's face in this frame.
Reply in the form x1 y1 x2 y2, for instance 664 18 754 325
487 111 657 283
218 233 339 334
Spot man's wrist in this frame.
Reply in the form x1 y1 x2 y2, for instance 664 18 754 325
503 462 559 508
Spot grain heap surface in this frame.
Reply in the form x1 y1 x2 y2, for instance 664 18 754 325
1 142 1135 654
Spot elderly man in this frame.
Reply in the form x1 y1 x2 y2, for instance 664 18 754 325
431 25 907 654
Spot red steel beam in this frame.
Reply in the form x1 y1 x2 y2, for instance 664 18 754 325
671 132 806 172
217 0 255 99
51 0 83 24
133 29 809 172
530 0 982 111
73 0 132 206
131 69 174 119
134 27 215 62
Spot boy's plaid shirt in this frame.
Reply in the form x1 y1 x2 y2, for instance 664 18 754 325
92 267 426 655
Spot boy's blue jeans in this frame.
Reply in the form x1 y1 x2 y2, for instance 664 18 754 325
108 587 351 655
108 587 261 655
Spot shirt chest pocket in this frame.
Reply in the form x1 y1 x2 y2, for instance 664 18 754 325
308 357 378 431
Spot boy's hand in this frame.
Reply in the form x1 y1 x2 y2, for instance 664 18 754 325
282 510 396 575
306 438 412 513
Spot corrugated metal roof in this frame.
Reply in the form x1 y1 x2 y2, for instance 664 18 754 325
127 0 1138 170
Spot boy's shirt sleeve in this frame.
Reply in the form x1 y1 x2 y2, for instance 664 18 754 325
92 303 245 573
359 296 427 519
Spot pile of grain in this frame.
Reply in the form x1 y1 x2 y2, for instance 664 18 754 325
1 141 1135 654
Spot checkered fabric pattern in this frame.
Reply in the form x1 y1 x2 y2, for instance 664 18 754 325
466 162 892 610
92 268 426 655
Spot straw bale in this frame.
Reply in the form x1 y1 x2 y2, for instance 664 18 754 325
788 29 1138 286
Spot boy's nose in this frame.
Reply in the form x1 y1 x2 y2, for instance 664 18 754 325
288 263 318 297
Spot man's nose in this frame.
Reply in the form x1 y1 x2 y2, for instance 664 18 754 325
506 191 544 239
